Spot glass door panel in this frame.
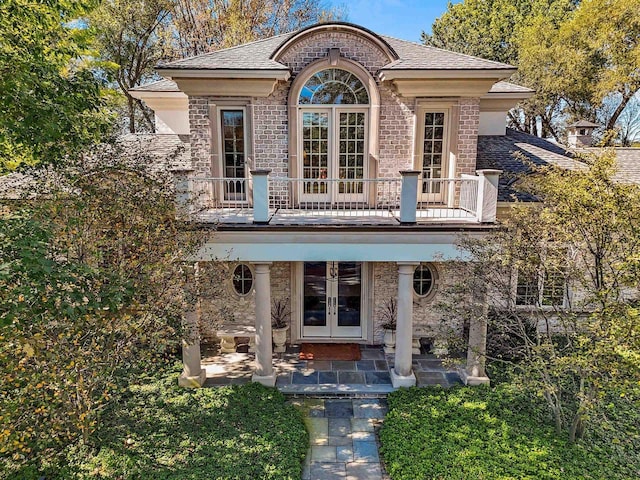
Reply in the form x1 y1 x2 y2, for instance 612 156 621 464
301 262 363 339
337 111 366 203
303 262 330 336
420 111 446 203
220 109 246 202
301 111 330 202
337 262 362 330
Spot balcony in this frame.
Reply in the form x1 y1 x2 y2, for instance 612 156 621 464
175 169 501 226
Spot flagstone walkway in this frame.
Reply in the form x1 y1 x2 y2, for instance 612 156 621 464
289 397 389 480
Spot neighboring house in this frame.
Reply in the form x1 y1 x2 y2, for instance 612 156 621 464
129 22 540 388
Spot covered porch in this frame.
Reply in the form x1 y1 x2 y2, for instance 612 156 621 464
179 255 491 390
201 344 463 394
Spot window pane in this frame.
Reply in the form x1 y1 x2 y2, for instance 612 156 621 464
220 110 245 183
298 68 369 104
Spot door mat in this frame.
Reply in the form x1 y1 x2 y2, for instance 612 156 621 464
299 343 361 361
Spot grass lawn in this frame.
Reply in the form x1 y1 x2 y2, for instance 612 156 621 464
70 373 308 480
379 385 640 480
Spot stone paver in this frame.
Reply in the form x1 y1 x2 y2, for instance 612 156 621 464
202 345 464 392
293 398 388 480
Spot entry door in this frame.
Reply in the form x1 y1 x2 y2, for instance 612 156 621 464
300 110 367 204
302 261 363 338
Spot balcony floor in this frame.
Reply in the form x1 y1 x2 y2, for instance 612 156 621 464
196 208 478 225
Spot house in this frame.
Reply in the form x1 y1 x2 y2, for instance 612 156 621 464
130 22 537 389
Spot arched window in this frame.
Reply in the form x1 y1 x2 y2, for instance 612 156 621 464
299 68 369 105
413 264 435 298
232 264 253 296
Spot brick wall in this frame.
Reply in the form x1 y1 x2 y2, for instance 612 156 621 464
456 98 481 176
185 31 482 182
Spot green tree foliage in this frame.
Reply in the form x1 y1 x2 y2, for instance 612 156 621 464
91 0 173 133
445 151 640 442
0 0 114 171
0 147 202 476
424 0 640 143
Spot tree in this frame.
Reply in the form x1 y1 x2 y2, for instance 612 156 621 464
0 0 114 172
518 0 640 138
165 0 345 58
443 150 640 442
91 0 172 133
614 95 640 146
0 144 203 477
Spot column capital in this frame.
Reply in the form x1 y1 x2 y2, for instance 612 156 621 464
253 262 273 273
397 262 420 274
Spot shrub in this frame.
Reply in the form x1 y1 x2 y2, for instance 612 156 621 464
379 385 640 480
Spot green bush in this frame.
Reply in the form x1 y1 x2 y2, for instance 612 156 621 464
63 373 308 480
379 385 640 480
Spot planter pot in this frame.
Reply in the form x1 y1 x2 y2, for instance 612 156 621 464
383 328 396 354
272 325 289 353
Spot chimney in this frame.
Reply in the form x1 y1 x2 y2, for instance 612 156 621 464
567 120 600 147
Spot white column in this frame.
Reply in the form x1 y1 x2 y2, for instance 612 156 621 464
178 308 206 387
252 262 276 386
391 262 418 387
462 300 490 386
251 169 271 224
399 170 420 224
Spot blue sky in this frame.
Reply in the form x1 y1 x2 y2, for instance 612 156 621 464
330 0 462 42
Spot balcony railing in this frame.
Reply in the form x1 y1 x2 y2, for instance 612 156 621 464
175 169 501 225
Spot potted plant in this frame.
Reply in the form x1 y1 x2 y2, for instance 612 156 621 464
271 299 291 353
377 298 397 354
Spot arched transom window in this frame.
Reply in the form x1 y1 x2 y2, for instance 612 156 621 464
299 68 369 105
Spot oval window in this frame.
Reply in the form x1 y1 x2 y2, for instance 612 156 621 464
413 264 434 297
232 264 253 296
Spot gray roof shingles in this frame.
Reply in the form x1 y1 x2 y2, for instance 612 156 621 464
476 129 586 202
154 26 514 72
130 78 180 92
380 36 514 71
157 34 292 71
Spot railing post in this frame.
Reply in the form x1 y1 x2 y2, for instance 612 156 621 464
475 169 502 223
172 167 195 219
399 170 421 224
251 169 271 224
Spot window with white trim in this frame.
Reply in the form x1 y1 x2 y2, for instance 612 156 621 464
515 247 568 307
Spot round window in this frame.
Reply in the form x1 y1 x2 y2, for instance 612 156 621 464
413 264 434 297
232 264 253 296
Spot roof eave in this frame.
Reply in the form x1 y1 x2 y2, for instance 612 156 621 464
378 68 517 81
129 89 186 100
482 91 534 100
156 68 291 81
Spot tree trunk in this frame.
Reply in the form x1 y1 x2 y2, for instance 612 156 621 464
606 92 635 132
128 95 136 134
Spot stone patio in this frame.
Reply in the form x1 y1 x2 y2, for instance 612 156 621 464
202 344 463 394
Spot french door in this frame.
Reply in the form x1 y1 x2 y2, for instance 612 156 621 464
300 109 368 204
302 261 363 338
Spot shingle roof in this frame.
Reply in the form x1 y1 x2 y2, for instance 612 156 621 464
568 120 600 128
380 36 514 71
157 34 292 71
154 24 514 73
129 78 180 92
476 129 586 202
488 81 534 94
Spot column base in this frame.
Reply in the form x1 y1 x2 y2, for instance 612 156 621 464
178 370 206 388
460 369 490 386
390 369 416 388
251 373 276 387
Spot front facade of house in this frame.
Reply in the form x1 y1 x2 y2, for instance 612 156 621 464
131 23 534 388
